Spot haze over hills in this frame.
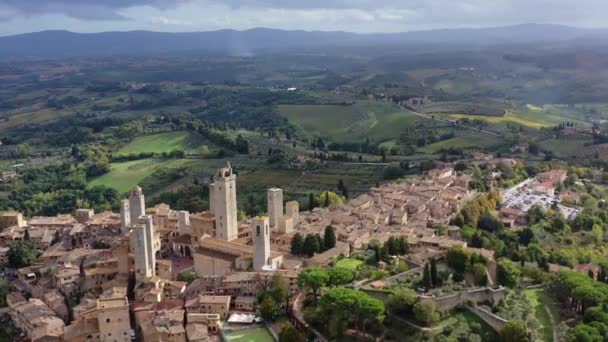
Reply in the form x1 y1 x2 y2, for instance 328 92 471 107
1 23 608 59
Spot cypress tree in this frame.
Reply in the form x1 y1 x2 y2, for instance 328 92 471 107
422 263 432 290
308 193 315 211
291 233 304 256
303 234 320 257
430 258 438 287
324 226 336 249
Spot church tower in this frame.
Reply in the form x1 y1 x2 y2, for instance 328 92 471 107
252 216 270 271
209 163 238 241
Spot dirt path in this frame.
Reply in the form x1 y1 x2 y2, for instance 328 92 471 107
544 301 559 342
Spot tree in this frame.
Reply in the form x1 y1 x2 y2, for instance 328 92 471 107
387 288 417 315
422 263 432 290
260 295 277 321
412 302 441 326
319 287 385 335
291 233 304 256
17 143 30 158
279 322 305 342
499 320 528 342
0 279 8 308
303 234 320 257
308 193 315 210
316 191 344 207
7 241 37 269
268 272 289 312
297 267 329 304
177 271 196 285
329 267 354 286
447 246 470 275
315 233 325 252
430 258 438 287
478 213 504 232
383 164 405 180
324 226 336 249
497 258 521 288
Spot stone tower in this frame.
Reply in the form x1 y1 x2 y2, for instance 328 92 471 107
252 216 270 271
178 210 190 236
120 199 130 233
209 163 238 241
130 223 152 280
138 215 156 278
130 215 156 281
129 186 146 223
267 188 284 229
285 201 300 229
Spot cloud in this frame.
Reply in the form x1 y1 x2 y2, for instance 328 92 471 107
148 16 194 26
0 0 191 20
0 0 606 33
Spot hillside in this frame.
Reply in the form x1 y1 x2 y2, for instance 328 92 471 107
1 24 608 59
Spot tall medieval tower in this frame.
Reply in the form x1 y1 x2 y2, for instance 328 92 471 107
129 186 145 223
267 188 283 229
252 216 270 271
209 163 238 241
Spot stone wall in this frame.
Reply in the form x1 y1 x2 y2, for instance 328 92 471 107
465 305 508 332
419 287 507 312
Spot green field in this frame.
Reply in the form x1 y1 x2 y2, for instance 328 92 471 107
117 131 210 155
334 258 363 270
524 289 557 342
538 138 593 158
278 100 422 142
224 327 274 342
444 107 587 129
237 165 383 195
419 131 503 153
88 158 192 193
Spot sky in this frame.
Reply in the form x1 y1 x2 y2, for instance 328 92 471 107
0 0 606 36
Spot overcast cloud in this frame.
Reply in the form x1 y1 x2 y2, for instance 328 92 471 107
0 0 605 36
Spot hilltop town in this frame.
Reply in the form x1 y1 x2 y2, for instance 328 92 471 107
2 150 602 342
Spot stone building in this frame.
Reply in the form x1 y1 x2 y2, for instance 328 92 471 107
9 298 65 341
209 163 238 241
252 216 271 271
267 188 283 229
185 295 231 319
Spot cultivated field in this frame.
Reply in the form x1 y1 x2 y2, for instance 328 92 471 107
278 100 422 143
88 158 192 193
116 131 211 155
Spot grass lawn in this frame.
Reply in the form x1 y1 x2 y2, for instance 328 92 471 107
88 158 191 193
334 258 363 270
278 100 421 143
224 327 274 342
524 289 555 342
117 131 210 155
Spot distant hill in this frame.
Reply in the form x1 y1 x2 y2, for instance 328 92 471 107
1 24 607 59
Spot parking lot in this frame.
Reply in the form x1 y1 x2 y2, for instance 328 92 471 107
502 180 581 220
